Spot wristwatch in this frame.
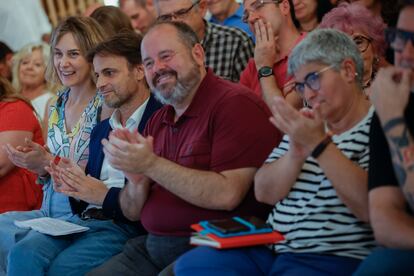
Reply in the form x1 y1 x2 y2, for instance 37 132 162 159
258 66 274 79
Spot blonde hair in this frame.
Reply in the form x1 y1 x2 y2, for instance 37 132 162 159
45 16 106 86
12 42 52 92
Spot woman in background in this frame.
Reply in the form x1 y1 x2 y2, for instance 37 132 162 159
293 0 334 32
348 0 399 27
0 77 43 213
319 1 387 95
12 42 56 134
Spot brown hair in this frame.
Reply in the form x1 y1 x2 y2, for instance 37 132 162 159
90 6 134 38
87 31 143 67
45 16 106 86
0 76 33 108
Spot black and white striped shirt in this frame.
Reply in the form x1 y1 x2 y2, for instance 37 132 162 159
266 107 376 260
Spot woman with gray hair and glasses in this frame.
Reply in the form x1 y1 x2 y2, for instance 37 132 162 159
174 28 375 275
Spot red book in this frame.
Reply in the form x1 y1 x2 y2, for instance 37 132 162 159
190 223 284 249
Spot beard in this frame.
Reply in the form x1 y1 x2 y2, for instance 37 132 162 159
102 88 133 109
151 62 201 106
105 93 131 108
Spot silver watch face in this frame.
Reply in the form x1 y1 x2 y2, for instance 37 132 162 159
259 67 273 77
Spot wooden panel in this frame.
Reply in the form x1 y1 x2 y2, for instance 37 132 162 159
41 0 104 27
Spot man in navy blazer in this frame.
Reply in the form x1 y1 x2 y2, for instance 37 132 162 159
81 94 161 223
53 31 162 224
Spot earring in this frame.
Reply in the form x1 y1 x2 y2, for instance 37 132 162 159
373 56 380 67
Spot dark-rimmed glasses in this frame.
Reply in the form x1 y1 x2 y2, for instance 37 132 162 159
386 28 414 52
242 0 283 23
294 65 335 97
353 34 372 53
157 0 200 21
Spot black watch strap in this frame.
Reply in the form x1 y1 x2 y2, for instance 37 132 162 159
258 66 273 79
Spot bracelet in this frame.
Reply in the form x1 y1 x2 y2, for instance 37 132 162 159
382 117 405 133
36 173 50 185
311 135 332 159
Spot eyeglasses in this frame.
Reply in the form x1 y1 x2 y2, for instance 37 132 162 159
353 34 372 53
157 0 200 21
294 65 335 97
385 28 414 52
242 0 283 23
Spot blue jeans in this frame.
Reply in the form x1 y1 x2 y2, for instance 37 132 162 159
0 210 137 276
0 210 48 274
174 246 362 276
354 248 414 275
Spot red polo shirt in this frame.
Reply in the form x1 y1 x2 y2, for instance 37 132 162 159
141 69 281 236
240 33 306 97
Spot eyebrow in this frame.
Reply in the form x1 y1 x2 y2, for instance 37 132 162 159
101 68 116 73
143 56 152 63
143 49 174 61
53 48 81 52
159 49 174 55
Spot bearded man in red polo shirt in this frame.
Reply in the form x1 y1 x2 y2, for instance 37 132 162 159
89 20 280 276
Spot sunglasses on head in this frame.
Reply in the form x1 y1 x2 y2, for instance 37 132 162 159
385 28 414 52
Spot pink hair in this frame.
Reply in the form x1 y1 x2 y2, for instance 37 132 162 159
319 2 387 56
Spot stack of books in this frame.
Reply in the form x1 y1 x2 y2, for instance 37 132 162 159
190 216 284 249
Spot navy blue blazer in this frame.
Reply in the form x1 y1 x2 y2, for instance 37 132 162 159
70 94 162 224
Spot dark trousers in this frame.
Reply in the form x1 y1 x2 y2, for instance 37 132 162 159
354 248 414 275
174 246 362 276
87 234 192 276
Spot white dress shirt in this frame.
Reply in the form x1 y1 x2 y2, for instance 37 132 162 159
88 97 149 209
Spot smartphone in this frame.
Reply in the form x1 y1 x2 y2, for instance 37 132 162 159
207 218 250 234
207 217 271 235
241 216 271 230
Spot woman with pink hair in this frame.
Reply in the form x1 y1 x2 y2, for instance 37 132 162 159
319 1 387 94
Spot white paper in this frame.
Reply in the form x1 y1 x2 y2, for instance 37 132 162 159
190 233 220 248
14 217 89 236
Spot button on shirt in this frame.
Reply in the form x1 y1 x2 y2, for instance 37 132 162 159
87 97 149 210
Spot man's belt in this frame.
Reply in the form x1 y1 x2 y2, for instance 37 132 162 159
80 208 111 220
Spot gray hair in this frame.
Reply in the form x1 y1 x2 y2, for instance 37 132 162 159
153 0 200 12
288 28 364 86
146 20 200 51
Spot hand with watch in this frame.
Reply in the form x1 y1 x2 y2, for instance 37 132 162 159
258 66 274 79
253 19 278 73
